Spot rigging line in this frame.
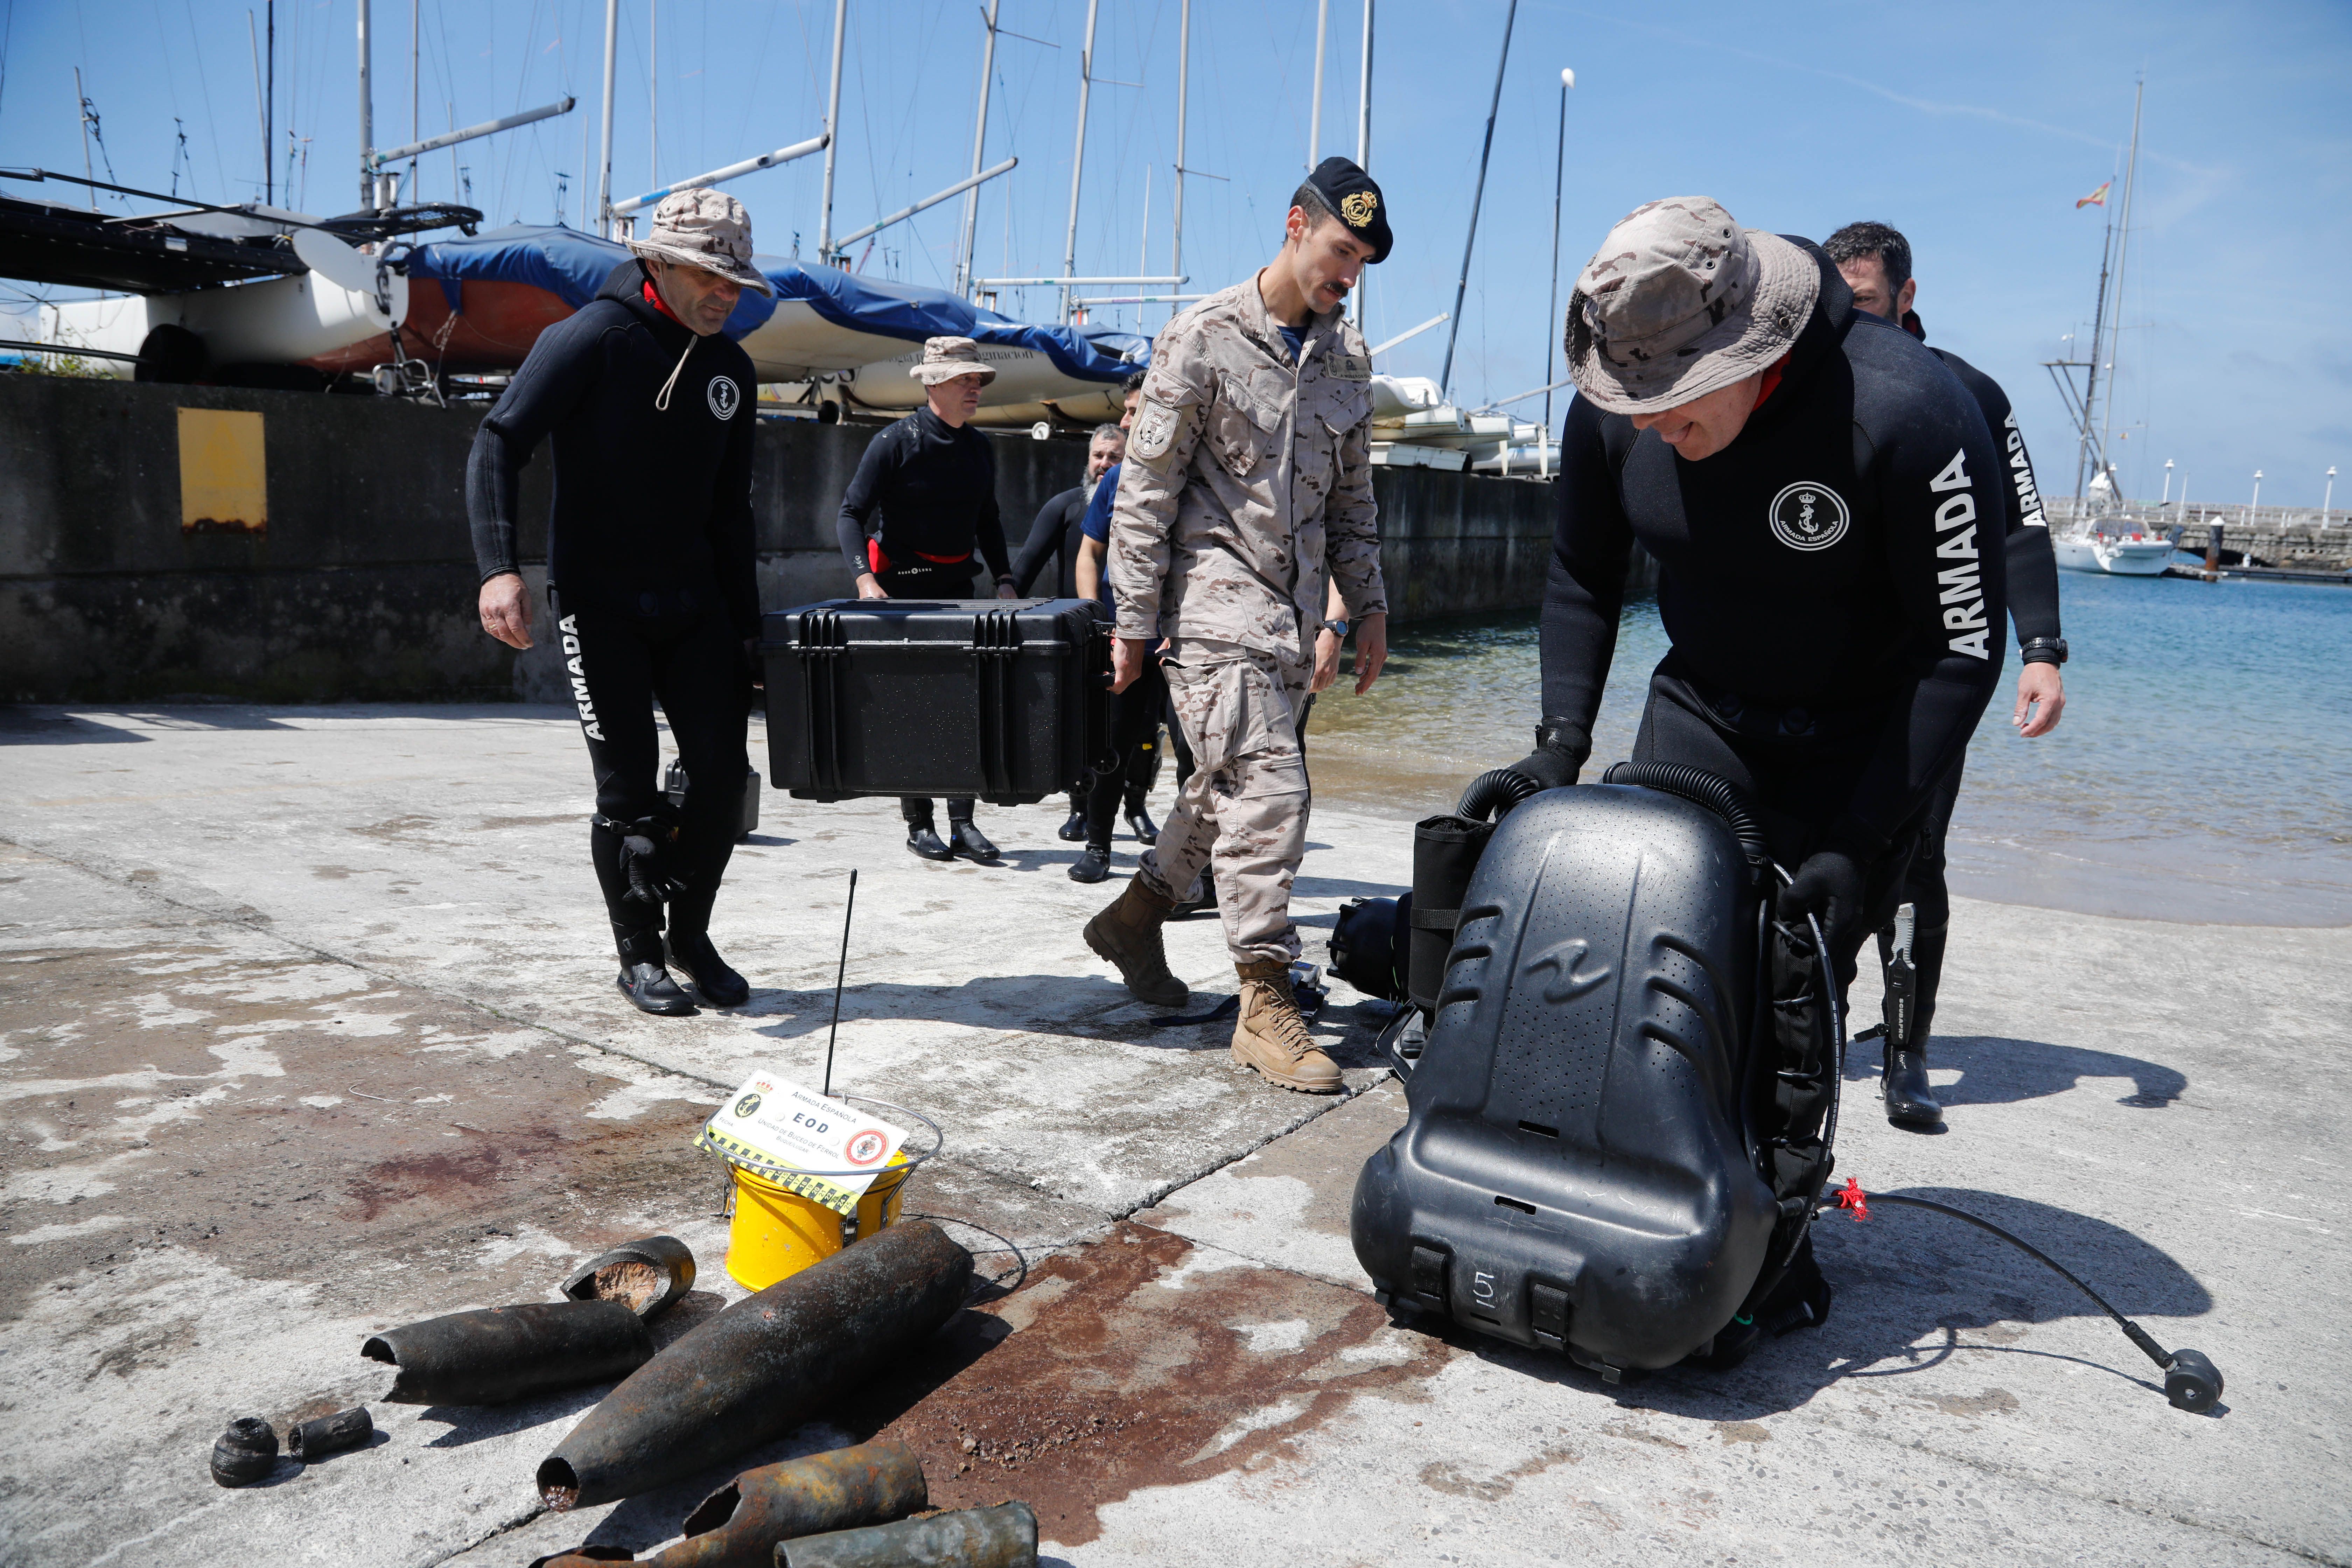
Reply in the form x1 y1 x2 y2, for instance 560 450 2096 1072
728 0 777 159
0 0 13 125
180 0 229 200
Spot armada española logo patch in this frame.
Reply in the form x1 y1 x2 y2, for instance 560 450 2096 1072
707 375 740 420
1768 481 1850 551
1340 190 1378 228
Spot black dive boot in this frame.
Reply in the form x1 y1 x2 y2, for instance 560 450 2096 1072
1068 839 1113 884
1877 905 1945 1129
1057 789 1088 842
666 929 750 1007
614 926 694 1016
904 800 953 862
1123 791 1161 846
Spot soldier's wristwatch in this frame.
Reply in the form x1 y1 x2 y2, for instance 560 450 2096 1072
1322 618 1350 640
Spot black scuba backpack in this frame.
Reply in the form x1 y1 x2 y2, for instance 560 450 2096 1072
1348 768 1841 1379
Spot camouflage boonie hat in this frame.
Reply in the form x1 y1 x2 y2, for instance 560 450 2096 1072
1566 196 1818 416
627 188 774 298
909 335 998 386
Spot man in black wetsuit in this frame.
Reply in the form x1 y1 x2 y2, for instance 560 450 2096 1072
835 335 1020 863
1014 417 1127 842
1513 197 2005 1336
1825 220 2067 1129
469 189 770 1017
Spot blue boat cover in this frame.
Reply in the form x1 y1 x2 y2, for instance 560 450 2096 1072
402 224 1144 383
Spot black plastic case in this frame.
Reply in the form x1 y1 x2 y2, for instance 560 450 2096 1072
1351 784 1777 1377
761 598 1111 805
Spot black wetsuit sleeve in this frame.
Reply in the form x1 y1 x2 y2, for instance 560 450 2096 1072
1840 407 2008 850
1991 395 2062 646
1013 491 1077 596
1536 398 1633 760
466 312 604 584
835 427 896 578
712 381 760 638
975 443 1010 580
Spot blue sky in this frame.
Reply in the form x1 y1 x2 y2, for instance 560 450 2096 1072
4 0 2346 505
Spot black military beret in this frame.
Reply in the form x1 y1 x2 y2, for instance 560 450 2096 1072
1304 156 1391 265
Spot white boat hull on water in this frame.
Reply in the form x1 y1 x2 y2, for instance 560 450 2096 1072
2054 532 2175 575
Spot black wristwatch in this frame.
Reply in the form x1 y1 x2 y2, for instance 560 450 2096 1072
2019 636 2068 666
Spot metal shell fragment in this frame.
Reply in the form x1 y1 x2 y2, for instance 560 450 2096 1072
560 1234 698 1320
209 1416 279 1488
287 1405 374 1460
365 1300 655 1406
776 1502 1037 1568
652 1443 929 1568
537 1220 973 1509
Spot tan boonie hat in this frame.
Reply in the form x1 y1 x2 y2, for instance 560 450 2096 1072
628 188 774 298
910 335 997 386
1566 196 1819 416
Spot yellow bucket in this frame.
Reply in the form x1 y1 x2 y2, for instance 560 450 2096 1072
724 1153 913 1291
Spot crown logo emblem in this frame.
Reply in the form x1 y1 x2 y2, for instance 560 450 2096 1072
1340 190 1378 227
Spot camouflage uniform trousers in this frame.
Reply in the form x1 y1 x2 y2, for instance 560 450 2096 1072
1137 638 1315 967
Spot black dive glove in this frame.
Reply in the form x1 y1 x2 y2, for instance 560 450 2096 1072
1777 846 1868 953
599 816 691 905
1505 717 1590 793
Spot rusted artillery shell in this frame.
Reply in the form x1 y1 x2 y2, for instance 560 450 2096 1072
777 1503 1036 1568
527 1549 637 1568
537 1220 972 1510
210 1416 279 1487
560 1234 697 1320
287 1405 374 1460
366 1300 654 1405
650 1443 928 1568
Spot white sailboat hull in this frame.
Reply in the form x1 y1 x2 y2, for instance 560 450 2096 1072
2054 534 2174 575
41 269 407 376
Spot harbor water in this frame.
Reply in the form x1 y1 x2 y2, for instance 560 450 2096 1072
1307 570 2352 927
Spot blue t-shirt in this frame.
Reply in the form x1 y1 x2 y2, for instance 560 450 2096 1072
1277 323 1305 363
1080 462 1121 611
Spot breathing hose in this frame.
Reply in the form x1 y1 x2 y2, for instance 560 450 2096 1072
1601 761 1772 870
1454 767 1542 823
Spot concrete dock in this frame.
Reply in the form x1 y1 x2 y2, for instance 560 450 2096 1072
2 703 2345 1566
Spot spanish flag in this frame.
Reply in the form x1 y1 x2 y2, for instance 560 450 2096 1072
2077 180 2113 209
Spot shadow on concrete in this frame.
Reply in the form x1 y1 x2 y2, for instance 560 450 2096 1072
568 1420 868 1555
415 1381 611 1448
1843 1032 2188 1110
742 974 1225 1048
1293 873 1411 902
0 707 150 743
1395 1186 2212 1420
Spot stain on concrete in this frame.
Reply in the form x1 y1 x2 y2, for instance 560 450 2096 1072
1418 1444 1578 1500
866 1224 1459 1546
1715 1420 1771 1444
1923 1388 2019 1419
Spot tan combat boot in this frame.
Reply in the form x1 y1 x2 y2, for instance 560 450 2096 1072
1084 875 1190 1009
1231 959 1341 1093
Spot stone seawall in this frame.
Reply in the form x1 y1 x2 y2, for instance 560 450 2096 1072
0 376 1574 702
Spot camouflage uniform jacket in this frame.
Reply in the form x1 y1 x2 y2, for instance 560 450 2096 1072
1107 274 1388 659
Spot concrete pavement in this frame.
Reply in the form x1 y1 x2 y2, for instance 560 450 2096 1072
1 704 2344 1567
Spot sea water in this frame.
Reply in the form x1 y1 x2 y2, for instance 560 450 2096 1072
1306 571 2352 926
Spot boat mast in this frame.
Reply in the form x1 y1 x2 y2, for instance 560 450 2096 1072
817 0 846 258
409 0 420 204
1308 0 1329 169
596 0 618 234
649 0 658 188
1061 0 1102 324
954 0 1001 298
356 0 373 209
2095 77 2144 502
1171 0 1190 291
1352 0 1371 326
1439 0 1516 400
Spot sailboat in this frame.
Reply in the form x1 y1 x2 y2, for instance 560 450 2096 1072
2046 80 2174 576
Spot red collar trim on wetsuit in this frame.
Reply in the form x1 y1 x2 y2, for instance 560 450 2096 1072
1754 352 1790 409
642 277 685 325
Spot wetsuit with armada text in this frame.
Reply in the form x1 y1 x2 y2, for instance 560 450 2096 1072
468 258 760 946
1540 243 2008 994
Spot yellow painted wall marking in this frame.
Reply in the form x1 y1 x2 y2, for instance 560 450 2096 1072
176 408 267 534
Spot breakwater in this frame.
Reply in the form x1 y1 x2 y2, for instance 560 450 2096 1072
0 376 1582 703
